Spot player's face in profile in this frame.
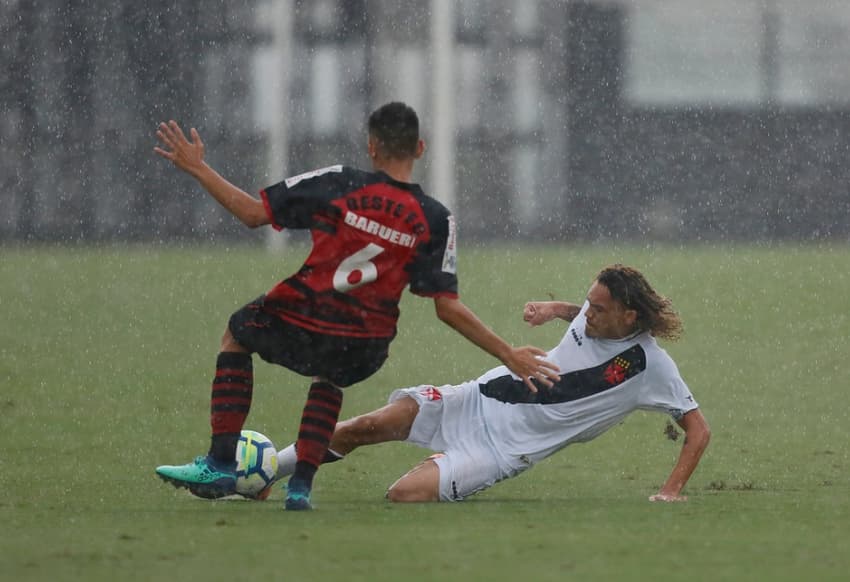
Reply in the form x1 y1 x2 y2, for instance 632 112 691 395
584 281 636 339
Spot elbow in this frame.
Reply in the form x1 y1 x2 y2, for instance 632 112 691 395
241 217 264 229
240 209 270 229
236 199 271 229
681 410 711 452
694 425 711 452
433 297 456 324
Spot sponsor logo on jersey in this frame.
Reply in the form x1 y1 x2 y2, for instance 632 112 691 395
343 211 417 248
570 328 583 346
284 164 343 188
441 215 457 274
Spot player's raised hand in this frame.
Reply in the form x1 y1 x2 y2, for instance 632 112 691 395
523 301 581 326
504 345 560 392
523 302 554 326
154 120 206 177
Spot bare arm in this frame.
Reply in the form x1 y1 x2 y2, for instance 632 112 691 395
650 408 711 502
523 301 582 327
434 296 560 392
154 120 269 228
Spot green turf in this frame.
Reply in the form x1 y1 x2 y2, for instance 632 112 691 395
1 243 848 581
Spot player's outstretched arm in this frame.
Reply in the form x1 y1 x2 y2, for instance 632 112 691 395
154 120 269 228
434 296 560 392
650 409 711 502
523 301 582 327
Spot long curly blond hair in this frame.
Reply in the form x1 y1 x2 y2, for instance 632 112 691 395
596 265 683 341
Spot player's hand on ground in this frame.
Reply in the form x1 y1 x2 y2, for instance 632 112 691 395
649 493 688 502
505 346 560 392
154 120 206 177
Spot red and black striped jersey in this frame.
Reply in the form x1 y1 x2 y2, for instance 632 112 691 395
259 165 458 339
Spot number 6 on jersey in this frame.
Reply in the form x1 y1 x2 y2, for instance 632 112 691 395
333 243 385 292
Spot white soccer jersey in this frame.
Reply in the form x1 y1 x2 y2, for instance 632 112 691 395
467 301 696 470
475 302 698 472
389 302 698 499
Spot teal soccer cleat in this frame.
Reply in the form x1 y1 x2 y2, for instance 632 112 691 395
284 478 313 510
284 490 312 510
156 455 237 499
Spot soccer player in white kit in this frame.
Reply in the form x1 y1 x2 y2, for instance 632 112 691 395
273 265 711 503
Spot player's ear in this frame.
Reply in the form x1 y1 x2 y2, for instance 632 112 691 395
623 308 638 328
414 139 425 159
368 135 379 159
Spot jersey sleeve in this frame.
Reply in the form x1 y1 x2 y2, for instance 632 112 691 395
260 165 346 230
638 355 699 421
408 211 459 298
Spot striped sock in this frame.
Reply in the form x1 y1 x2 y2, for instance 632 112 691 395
208 352 253 463
291 381 343 488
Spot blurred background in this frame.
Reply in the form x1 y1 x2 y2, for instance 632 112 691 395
2 0 849 244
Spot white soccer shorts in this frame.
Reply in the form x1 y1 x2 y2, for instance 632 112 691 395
389 382 528 501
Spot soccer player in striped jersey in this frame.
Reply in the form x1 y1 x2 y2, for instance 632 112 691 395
152 102 560 509
273 265 711 503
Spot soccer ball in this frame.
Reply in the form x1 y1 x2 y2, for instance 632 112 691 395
235 430 278 499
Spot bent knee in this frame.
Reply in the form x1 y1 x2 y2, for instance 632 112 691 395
385 459 441 503
385 482 438 503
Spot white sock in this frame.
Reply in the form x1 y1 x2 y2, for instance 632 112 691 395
275 444 297 480
275 444 345 480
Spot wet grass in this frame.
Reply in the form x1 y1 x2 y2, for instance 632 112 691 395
1 243 849 581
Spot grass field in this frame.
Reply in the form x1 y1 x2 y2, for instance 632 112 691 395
1 243 849 581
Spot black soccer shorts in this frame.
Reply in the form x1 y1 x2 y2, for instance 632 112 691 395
228 296 392 387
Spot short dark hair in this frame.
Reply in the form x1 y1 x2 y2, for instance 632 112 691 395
596 264 683 341
368 102 419 159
